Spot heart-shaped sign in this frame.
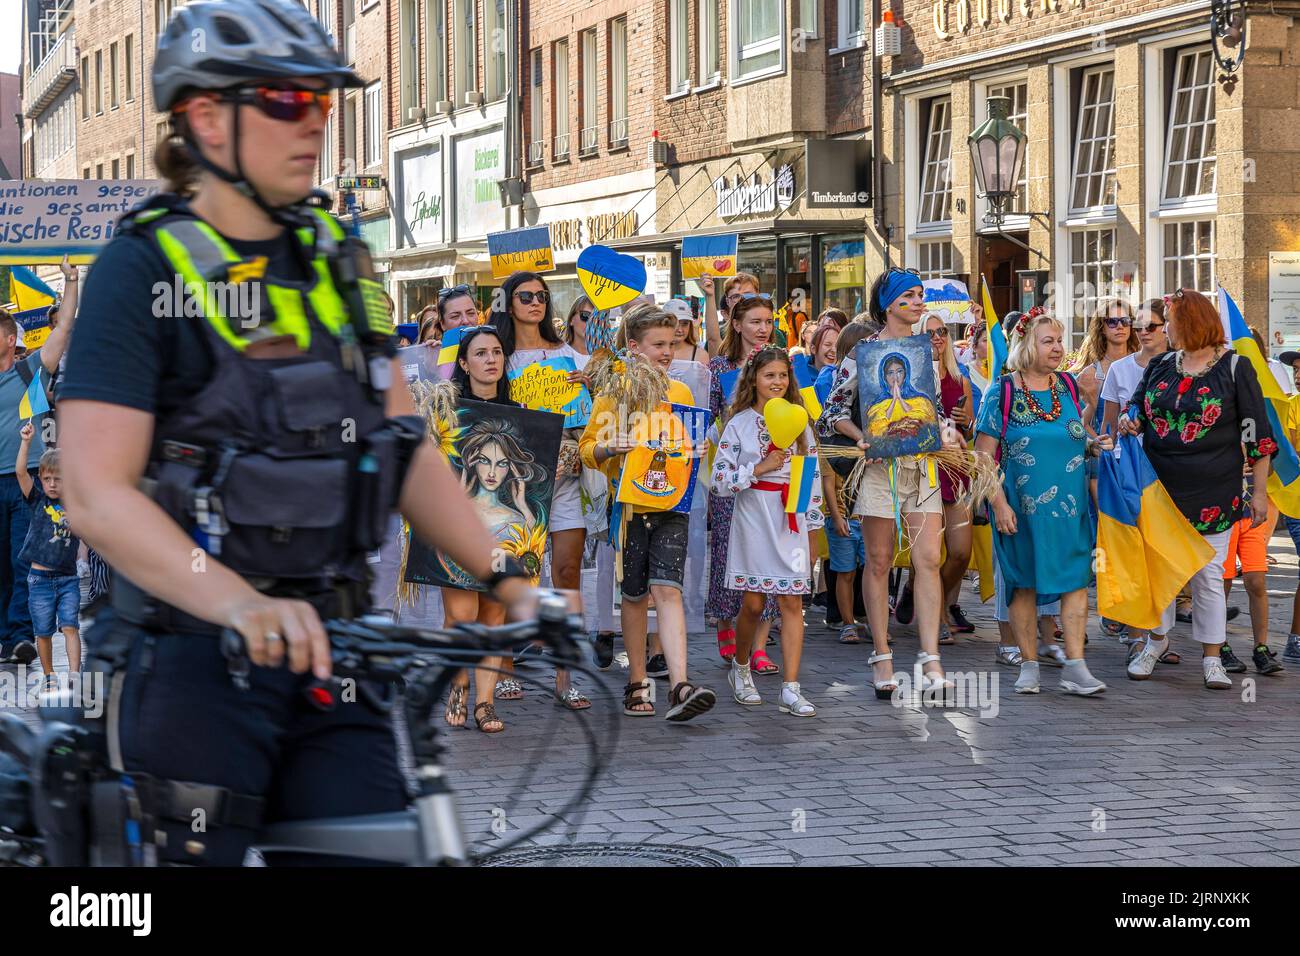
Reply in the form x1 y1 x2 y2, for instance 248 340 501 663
577 245 647 311
714 259 732 272
763 398 809 450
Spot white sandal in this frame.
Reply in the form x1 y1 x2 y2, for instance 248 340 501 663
868 650 900 701
778 682 816 717
730 663 762 706
917 652 955 694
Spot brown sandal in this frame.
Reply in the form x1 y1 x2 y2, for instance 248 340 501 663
474 701 504 733
623 679 655 717
445 683 468 728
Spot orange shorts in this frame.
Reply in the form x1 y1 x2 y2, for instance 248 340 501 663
1222 503 1279 579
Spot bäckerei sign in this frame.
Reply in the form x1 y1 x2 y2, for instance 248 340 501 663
932 0 1087 40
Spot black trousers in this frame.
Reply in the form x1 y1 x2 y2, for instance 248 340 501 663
92 611 408 865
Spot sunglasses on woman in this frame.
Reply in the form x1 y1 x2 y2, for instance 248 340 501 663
927 327 950 338
514 290 550 305
1136 321 1165 332
573 310 592 323
1103 316 1131 329
439 284 473 301
217 86 333 123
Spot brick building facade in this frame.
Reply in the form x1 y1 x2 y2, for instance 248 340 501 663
873 0 1300 347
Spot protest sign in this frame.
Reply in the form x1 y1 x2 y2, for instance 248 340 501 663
508 356 593 427
681 234 737 279
0 180 162 265
577 245 645 310
922 278 972 324
487 225 554 279
616 403 711 514
856 335 941 459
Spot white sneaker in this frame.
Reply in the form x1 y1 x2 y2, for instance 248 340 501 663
1060 660 1107 696
778 682 816 717
1014 661 1040 694
731 662 762 706
1203 656 1232 690
1127 636 1168 680
1037 643 1068 667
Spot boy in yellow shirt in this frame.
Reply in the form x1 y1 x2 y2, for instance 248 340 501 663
580 305 715 722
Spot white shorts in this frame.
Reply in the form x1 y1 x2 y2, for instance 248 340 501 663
549 474 586 534
852 460 943 519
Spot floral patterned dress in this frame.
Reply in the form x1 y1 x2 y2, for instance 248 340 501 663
975 374 1094 597
706 355 776 621
712 408 825 594
1128 351 1275 534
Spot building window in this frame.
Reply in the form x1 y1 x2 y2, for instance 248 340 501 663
485 0 506 101
399 0 419 118
670 0 689 94
987 80 1027 211
318 0 335 42
95 163 103 179
364 82 381 168
94 50 103 114
1163 220 1215 294
1163 47 1216 202
81 56 89 119
698 0 720 84
915 241 954 280
610 18 628 147
109 42 119 110
155 0 174 37
732 0 783 81
426 0 447 107
580 29 598 155
83 167 90 179
126 154 135 179
837 0 866 48
918 96 953 226
454 0 478 103
343 92 358 169
553 39 570 161
1069 66 1116 212
528 48 543 166
1069 226 1117 336
125 35 134 102
111 158 120 179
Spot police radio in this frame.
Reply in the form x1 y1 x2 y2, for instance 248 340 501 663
331 235 396 400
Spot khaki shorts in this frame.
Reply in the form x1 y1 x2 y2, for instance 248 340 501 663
852 459 943 519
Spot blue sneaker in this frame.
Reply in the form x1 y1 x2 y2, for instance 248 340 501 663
1283 634 1300 665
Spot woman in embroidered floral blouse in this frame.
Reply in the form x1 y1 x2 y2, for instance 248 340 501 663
1119 289 1275 690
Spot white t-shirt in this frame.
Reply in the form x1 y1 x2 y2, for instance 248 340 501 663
1268 358 1296 396
1099 353 1150 412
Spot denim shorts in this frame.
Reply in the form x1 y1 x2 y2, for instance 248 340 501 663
621 510 689 599
28 569 81 635
825 518 865 572
1286 517 1300 577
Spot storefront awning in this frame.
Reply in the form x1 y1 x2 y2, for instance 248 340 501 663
602 217 868 254
384 244 487 282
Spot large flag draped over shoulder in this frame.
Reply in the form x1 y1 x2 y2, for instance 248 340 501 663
1219 286 1300 517
1096 435 1214 629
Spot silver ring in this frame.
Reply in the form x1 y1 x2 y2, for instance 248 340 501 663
265 632 283 643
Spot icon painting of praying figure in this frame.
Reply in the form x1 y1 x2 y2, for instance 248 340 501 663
855 334 942 459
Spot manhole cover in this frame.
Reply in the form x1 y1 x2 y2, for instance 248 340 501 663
481 842 739 867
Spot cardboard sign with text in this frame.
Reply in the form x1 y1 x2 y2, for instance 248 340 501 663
487 225 554 279
507 356 593 427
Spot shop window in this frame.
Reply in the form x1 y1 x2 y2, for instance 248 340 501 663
1069 66 1117 213
821 237 866 317
1162 220 1215 295
1163 47 1216 202
918 96 953 226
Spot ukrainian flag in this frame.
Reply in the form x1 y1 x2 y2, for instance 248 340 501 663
791 353 822 420
1220 286 1300 517
1096 434 1214 629
18 365 50 420
10 266 57 313
437 325 470 368
981 278 1008 382
681 235 737 280
487 226 554 279
785 455 818 515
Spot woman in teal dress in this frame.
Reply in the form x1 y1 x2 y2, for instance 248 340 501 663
974 310 1112 697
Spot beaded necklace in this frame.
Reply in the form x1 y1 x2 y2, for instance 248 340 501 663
1018 373 1063 422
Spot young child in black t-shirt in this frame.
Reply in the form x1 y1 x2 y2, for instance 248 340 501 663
17 422 81 691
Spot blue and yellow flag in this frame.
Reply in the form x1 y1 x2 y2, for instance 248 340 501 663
981 278 1008 382
791 353 822 420
1096 434 1214 629
437 325 470 370
11 266 57 313
1220 286 1300 517
17 364 50 420
681 234 737 280
785 455 818 515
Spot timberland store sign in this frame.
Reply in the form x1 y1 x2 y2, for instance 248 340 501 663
932 0 1088 40
715 165 796 220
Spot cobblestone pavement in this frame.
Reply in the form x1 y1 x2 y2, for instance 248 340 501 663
443 536 1300 867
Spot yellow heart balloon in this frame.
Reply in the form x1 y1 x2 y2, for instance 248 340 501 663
763 398 809 450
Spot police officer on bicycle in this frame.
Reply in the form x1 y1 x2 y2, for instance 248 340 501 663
57 0 531 865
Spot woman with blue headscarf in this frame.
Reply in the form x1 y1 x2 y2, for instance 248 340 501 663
815 267 961 701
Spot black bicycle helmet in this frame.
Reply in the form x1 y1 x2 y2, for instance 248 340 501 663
152 0 362 112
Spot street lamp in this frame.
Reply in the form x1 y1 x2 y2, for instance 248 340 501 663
1210 0 1246 94
967 96 1028 228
